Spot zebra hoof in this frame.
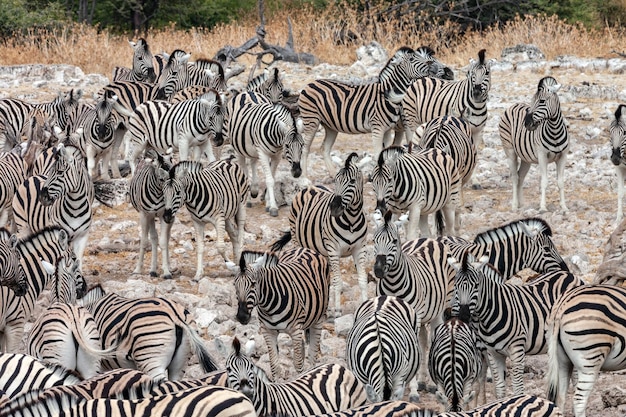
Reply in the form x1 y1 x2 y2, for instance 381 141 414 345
269 208 279 217
149 271 158 278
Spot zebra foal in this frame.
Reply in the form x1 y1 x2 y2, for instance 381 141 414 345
610 103 626 222
233 248 330 380
346 295 421 403
499 76 568 212
226 337 367 417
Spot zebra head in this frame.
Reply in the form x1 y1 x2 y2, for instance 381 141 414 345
57 89 83 133
467 49 491 103
199 90 225 147
43 250 84 304
226 337 266 401
160 171 184 225
373 211 402 279
0 232 28 297
129 38 157 83
449 253 501 320
95 91 118 141
610 104 626 166
233 251 266 325
414 46 454 80
39 143 84 206
247 67 285 104
371 147 403 213
280 107 304 178
330 152 363 217
155 49 191 100
518 218 569 273
524 76 562 131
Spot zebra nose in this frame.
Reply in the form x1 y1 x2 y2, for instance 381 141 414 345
155 88 167 100
236 303 251 324
38 188 54 206
291 162 302 178
146 68 156 83
375 200 387 213
373 256 387 278
163 210 175 224
612 148 622 166
213 131 224 147
329 196 344 217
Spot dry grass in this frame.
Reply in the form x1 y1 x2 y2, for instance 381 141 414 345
0 7 624 76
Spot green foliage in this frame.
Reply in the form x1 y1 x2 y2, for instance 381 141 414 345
0 0 66 38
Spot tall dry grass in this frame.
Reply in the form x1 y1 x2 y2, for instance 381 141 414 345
0 6 624 76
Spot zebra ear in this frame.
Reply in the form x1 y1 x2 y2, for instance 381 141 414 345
394 213 408 228
547 83 561 94
447 256 461 271
41 259 56 276
244 339 256 356
296 118 304 134
225 261 239 274
251 254 267 269
9 234 17 249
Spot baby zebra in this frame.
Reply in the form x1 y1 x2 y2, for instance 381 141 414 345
346 295 421 403
80 284 218 381
226 337 367 417
233 247 330 380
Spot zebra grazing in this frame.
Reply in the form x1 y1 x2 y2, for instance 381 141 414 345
442 217 569 280
128 149 174 279
546 284 626 417
112 38 157 84
233 248 330 380
27 254 111 380
226 337 367 416
80 284 219 381
298 46 450 178
271 152 368 317
438 394 562 417
0 152 27 232
313 401 437 417
371 146 461 239
346 295 421 403
0 229 28 296
125 90 225 175
3 384 257 417
156 50 227 99
428 311 483 412
610 104 626 222
160 158 249 280
400 49 492 147
450 254 584 399
227 91 304 216
0 352 81 398
0 89 82 151
373 211 455 391
0 227 74 352
499 76 568 212
12 141 94 267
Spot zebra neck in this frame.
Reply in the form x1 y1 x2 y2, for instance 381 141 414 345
539 114 568 153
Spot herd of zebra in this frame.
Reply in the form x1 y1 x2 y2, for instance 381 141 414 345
0 37 624 417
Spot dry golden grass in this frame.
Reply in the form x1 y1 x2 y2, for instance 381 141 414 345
0 8 624 76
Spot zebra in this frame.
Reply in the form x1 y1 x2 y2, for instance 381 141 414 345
0 89 82 151
298 46 450 179
312 401 437 417
80 284 219 381
27 253 112 380
441 217 569 280
609 104 626 222
0 352 81 398
450 253 584 399
346 295 421 403
111 38 157 84
546 284 626 417
428 311 483 412
0 229 28 296
0 151 27 232
246 67 286 104
227 90 304 216
499 76 568 212
438 394 562 417
371 146 461 239
160 158 249 280
128 149 174 279
12 141 94 267
124 90 225 175
372 210 455 391
155 50 227 100
0 227 75 352
226 337 367 417
271 152 368 317
233 247 330 380
399 49 492 148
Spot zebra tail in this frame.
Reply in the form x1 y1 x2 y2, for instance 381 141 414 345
187 325 219 373
270 231 292 252
435 211 445 236
546 309 563 403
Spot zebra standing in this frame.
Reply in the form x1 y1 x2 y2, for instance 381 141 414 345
226 337 367 417
546 284 626 417
80 284 219 381
499 76 568 212
399 49 492 147
128 149 174 279
0 229 28 296
346 295 421 403
438 394 562 417
12 141 94 267
428 311 483 412
246 67 286 104
27 253 112 380
372 211 455 391
124 90 225 175
298 46 450 179
112 38 157 84
0 151 27 232
271 152 368 317
610 104 626 222
371 146 461 239
450 253 584 399
160 157 248 280
233 248 330 380
227 91 304 216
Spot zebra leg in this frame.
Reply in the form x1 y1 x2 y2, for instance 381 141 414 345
110 127 125 178
72 232 90 272
418 214 431 238
160 217 174 279
322 130 339 178
504 148 521 210
517 161 532 210
573 366 602 417
178 136 191 161
249 159 260 200
617 166 625 222
146 217 158 277
406 206 423 240
415 324 430 392
258 153 278 217
486 351 507 398
225 219 241 265
289 327 306 376
133 212 151 275
86 145 99 180
537 151 549 212
353 246 369 303
300 118 321 182
192 221 207 281
99 146 114 181
555 152 568 212
262 328 281 381
509 345 526 395
212 215 228 264
329 253 342 319
307 322 323 367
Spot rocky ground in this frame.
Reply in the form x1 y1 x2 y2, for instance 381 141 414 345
2 44 626 416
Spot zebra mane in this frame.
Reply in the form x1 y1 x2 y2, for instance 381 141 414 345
17 226 68 248
478 48 486 64
538 76 559 92
239 250 278 272
195 58 225 79
474 217 551 245
136 37 150 53
166 49 189 66
247 67 280 90
232 336 243 356
344 152 359 169
377 145 405 167
169 160 204 179
615 104 626 121
80 283 106 306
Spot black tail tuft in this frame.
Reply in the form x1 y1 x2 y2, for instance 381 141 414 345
270 231 292 252
435 211 445 236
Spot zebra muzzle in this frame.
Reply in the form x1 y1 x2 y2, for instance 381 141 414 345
212 131 224 147
38 189 55 206
329 196 344 217
163 210 175 224
612 148 622 166
523 112 540 131
291 162 302 178
373 256 388 278
236 303 251 325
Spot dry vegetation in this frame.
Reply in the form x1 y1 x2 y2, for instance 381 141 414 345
0 9 624 75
